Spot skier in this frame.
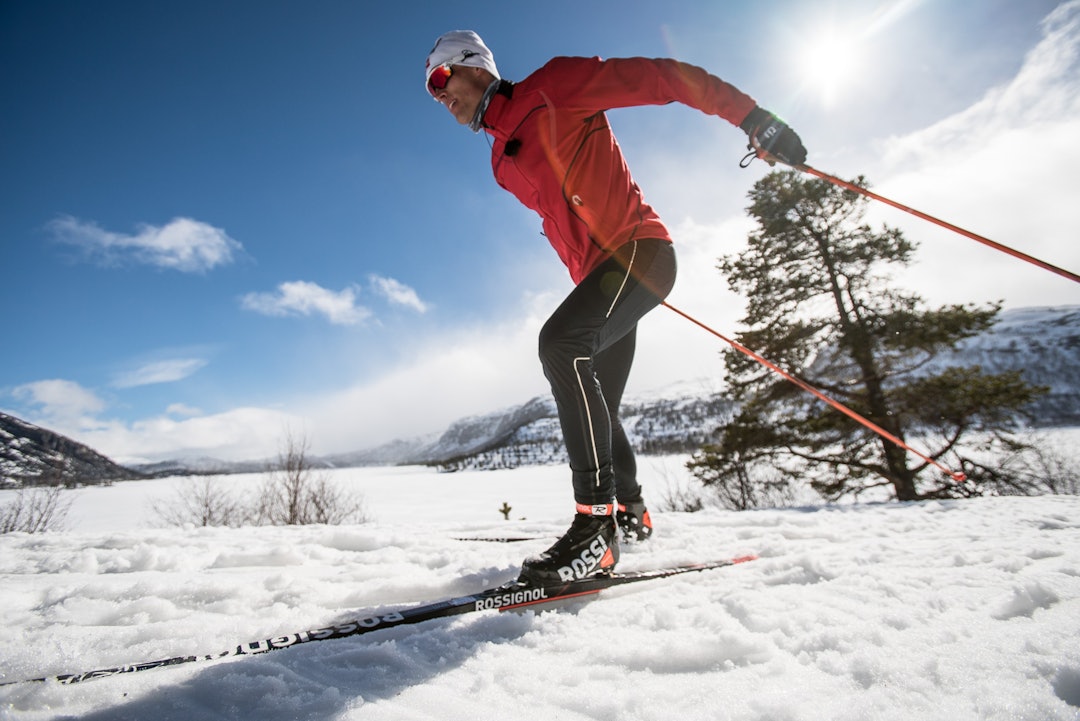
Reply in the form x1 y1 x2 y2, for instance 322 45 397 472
424 30 806 585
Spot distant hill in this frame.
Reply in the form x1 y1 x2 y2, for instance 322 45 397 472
923 305 1080 424
0 412 143 487
354 385 737 473
4 305 1077 481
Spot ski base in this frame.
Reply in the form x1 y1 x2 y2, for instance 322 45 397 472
2 555 755 687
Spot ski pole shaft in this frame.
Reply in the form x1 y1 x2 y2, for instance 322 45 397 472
662 302 966 481
797 164 1080 284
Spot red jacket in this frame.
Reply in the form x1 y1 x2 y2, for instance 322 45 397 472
481 56 756 283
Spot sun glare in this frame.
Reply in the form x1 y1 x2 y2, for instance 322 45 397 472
799 27 863 107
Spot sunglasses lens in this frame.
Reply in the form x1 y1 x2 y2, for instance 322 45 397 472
427 64 452 95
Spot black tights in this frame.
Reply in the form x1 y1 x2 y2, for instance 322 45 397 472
538 239 676 507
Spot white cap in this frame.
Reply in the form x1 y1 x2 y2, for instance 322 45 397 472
425 30 500 90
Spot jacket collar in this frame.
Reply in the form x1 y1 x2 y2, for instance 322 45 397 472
480 80 515 139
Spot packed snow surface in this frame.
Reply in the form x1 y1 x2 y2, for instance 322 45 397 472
1 461 1079 720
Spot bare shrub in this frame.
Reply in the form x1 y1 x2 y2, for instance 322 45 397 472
1015 434 1080 495
718 472 797 511
644 461 705 513
687 448 798 511
960 433 1080 497
152 431 369 528
1031 446 1080 495
0 485 73 534
251 430 369 526
655 480 705 513
150 475 246 527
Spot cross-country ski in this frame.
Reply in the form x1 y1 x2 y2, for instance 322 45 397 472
2 556 756 687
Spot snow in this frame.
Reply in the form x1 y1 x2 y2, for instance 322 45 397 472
2 460 1080 721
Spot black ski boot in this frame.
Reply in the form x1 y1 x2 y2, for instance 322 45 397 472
616 500 653 542
519 512 619 585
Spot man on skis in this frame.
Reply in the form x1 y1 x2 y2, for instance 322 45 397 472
424 30 806 585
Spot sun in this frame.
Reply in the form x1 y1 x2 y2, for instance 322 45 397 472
798 27 864 107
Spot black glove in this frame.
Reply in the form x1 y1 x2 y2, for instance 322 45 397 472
739 106 807 166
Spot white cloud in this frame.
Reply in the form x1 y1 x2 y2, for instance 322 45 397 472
10 379 107 431
165 403 202 417
240 281 373 325
111 358 208 388
300 305 553 453
369 274 430 313
49 216 243 272
82 407 300 465
6 378 297 464
867 0 1080 308
882 1 1080 170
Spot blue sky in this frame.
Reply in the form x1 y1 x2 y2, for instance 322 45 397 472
2 0 1078 464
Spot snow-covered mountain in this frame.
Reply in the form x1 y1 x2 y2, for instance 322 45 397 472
132 456 275 478
0 412 142 487
927 305 1080 424
378 387 736 472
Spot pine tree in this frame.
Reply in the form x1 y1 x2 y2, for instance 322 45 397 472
689 170 1044 502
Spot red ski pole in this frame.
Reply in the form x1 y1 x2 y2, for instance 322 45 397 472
797 164 1080 284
